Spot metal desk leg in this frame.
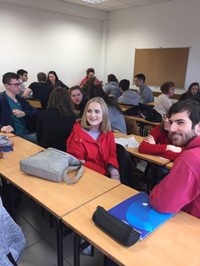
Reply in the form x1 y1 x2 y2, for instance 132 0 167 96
74 234 81 266
56 218 63 266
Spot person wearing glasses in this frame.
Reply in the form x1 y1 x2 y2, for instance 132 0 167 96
0 72 37 143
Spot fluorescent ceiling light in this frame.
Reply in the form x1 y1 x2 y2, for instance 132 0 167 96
83 0 108 3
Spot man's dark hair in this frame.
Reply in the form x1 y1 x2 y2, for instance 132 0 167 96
119 79 130 91
37 72 47 82
86 68 95 75
17 69 28 76
168 99 200 127
2 72 19 85
134 73 146 82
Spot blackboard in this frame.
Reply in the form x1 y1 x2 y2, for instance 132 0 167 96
133 48 189 88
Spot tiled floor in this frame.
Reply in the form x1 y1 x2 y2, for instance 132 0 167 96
16 160 147 266
17 196 104 266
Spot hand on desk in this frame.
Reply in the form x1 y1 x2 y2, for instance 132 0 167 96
1 125 14 133
144 135 156 144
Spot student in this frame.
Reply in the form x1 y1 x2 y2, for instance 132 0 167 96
117 79 139 105
104 74 122 100
46 71 69 90
0 72 37 143
23 72 53 109
0 197 26 266
88 85 127 134
67 97 120 180
70 85 88 118
154 81 175 116
139 114 182 161
150 99 200 218
134 73 154 104
179 82 200 101
16 69 28 97
80 67 101 88
36 88 76 151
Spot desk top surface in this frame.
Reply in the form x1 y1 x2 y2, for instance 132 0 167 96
1 166 119 219
114 133 170 166
62 184 200 266
0 136 44 171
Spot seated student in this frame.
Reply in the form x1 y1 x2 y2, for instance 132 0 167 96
104 74 122 101
36 88 76 151
16 69 28 97
134 73 154 104
88 85 127 134
139 114 182 161
0 72 37 143
67 97 120 180
154 81 175 117
79 67 101 89
150 100 200 218
0 197 26 266
70 85 88 118
117 79 139 105
179 82 200 101
23 72 53 109
46 71 69 90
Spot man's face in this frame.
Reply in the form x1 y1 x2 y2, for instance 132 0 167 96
134 77 143 87
21 73 28 82
88 72 94 78
6 79 21 95
168 110 200 146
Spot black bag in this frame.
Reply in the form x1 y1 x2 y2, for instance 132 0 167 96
92 206 140 247
123 103 162 123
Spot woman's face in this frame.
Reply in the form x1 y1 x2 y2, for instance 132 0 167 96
163 114 170 131
86 101 103 130
48 74 56 84
71 89 83 105
191 85 199 95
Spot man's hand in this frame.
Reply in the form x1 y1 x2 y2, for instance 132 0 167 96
166 145 182 153
12 109 25 118
1 125 14 133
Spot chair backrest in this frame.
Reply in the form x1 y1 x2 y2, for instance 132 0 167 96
27 99 42 109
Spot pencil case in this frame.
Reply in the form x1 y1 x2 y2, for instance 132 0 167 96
92 206 140 247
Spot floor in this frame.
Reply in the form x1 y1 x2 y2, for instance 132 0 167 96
16 161 147 266
17 195 104 266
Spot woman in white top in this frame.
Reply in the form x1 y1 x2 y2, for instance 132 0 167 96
154 81 175 116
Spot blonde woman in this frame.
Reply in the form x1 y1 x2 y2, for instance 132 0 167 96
67 97 120 180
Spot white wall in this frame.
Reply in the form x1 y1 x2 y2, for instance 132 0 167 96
0 2 106 91
106 0 200 93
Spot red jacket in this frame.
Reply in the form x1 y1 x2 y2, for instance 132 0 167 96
138 125 180 161
66 122 119 175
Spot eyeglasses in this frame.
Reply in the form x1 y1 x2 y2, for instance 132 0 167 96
8 83 21 86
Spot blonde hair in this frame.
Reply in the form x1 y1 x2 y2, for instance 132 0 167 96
81 97 111 133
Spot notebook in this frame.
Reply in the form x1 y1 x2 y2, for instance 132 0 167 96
108 192 174 240
115 137 139 148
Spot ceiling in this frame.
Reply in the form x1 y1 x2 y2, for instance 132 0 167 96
62 0 173 11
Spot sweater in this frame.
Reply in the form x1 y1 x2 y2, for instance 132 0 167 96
138 125 180 161
150 136 200 218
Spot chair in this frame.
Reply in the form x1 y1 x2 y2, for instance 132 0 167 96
124 116 139 135
27 98 42 109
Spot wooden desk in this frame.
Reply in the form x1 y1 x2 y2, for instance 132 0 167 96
118 104 133 112
1 164 119 266
62 184 200 266
165 162 173 169
124 115 160 126
0 132 16 138
0 136 43 172
114 134 170 166
146 101 155 107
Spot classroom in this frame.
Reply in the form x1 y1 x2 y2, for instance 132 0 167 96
1 0 200 266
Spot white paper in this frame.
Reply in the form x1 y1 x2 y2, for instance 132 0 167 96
115 137 139 148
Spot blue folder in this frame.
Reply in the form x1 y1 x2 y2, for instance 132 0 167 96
108 192 174 240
